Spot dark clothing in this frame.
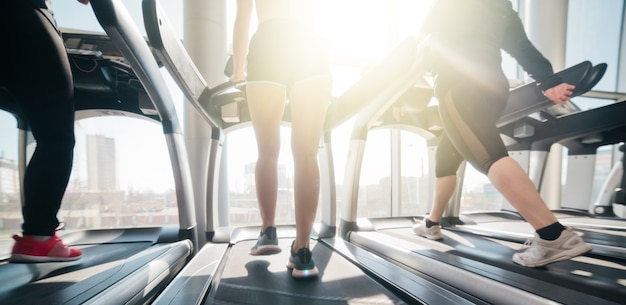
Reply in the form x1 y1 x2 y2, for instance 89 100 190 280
435 79 510 176
421 0 561 175
246 19 330 92
0 0 75 235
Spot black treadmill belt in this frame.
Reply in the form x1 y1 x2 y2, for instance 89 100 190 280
380 228 626 305
0 242 151 296
448 219 626 260
0 239 192 305
205 239 407 305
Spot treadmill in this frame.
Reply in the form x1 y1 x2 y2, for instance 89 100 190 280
454 93 626 259
139 0 492 303
141 1 625 303
0 28 193 305
334 57 626 304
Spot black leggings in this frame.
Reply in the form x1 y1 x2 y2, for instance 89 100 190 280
0 0 75 236
435 77 510 177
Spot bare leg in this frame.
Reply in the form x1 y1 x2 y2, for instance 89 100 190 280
428 175 457 222
289 76 332 251
487 157 558 230
246 83 287 231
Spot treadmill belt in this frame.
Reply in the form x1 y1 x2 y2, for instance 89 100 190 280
205 239 408 305
378 227 626 305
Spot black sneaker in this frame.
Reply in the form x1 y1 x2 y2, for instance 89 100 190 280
286 241 319 278
249 226 281 255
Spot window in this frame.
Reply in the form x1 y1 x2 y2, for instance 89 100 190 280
566 0 622 93
461 164 506 213
358 129 392 218
0 111 20 256
357 128 432 218
64 116 178 229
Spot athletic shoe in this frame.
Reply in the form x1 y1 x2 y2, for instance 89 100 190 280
413 220 443 240
249 226 281 255
513 227 592 267
9 233 82 263
286 241 319 278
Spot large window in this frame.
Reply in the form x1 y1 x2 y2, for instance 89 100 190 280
0 115 178 256
0 111 20 256
566 0 623 112
357 128 432 218
64 116 178 229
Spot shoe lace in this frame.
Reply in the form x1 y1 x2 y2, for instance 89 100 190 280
518 236 548 261
520 236 534 249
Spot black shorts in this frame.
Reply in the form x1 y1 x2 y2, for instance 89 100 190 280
246 19 330 90
435 76 510 176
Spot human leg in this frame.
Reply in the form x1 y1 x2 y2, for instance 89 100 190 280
428 134 463 223
246 83 286 255
286 75 331 277
438 85 561 230
438 84 590 266
488 158 592 266
429 175 457 222
8 0 75 237
5 1 81 262
413 175 456 240
289 76 331 251
414 134 461 239
487 157 558 229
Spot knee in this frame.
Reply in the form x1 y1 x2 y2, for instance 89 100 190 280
257 145 280 164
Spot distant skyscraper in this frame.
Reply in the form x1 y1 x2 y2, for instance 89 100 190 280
86 134 119 191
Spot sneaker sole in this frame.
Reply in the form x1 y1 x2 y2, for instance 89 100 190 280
413 228 443 240
290 266 319 278
418 233 443 240
249 244 282 256
513 244 593 267
9 253 82 263
287 261 319 278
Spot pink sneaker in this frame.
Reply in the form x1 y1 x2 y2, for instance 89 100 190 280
9 233 82 263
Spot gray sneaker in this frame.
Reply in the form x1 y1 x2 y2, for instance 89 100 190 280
413 220 443 240
513 227 592 267
286 241 319 278
249 226 281 255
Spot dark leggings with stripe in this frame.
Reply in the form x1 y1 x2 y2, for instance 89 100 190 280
0 0 75 236
435 77 510 177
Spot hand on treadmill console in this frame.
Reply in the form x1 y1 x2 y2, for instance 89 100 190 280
543 83 575 105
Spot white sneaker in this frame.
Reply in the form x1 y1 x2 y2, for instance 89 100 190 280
513 227 592 267
413 220 443 240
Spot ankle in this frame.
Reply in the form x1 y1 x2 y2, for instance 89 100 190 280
25 235 53 242
536 222 565 241
291 241 309 254
425 218 440 228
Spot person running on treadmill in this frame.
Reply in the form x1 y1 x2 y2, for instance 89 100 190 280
1 0 89 263
230 0 332 278
412 0 592 267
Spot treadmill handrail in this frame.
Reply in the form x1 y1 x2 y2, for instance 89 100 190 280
89 0 198 233
89 0 180 134
144 0 241 129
